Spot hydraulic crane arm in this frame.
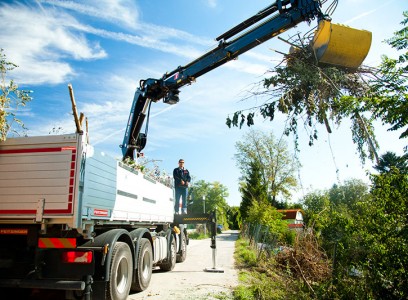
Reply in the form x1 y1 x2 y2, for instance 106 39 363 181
121 0 324 160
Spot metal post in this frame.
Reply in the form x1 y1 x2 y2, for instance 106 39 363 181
204 211 224 273
203 196 206 236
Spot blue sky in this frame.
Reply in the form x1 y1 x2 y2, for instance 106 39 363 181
1 0 407 207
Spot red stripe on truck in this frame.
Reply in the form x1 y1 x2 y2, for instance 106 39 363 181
0 146 76 154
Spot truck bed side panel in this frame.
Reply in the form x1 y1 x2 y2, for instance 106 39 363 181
0 135 79 219
81 147 175 223
81 148 117 217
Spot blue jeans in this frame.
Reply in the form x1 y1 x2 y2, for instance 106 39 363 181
174 187 188 214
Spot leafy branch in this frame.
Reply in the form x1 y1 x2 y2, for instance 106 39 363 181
0 49 32 140
226 24 408 163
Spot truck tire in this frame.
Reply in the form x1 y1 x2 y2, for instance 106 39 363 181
159 236 176 271
131 238 153 292
107 242 133 300
176 230 187 263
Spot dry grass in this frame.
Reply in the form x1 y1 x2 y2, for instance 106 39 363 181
275 229 332 295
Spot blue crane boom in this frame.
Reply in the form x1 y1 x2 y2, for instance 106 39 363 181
121 0 324 160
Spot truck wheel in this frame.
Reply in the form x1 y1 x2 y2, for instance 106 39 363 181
131 238 153 292
159 236 176 271
176 230 187 263
107 242 133 300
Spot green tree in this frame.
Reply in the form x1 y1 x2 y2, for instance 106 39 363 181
235 129 299 206
246 199 289 244
0 49 32 140
301 190 330 231
328 178 370 208
239 160 267 220
226 206 241 230
356 169 408 299
374 151 408 174
365 12 408 143
302 174 408 299
189 180 230 228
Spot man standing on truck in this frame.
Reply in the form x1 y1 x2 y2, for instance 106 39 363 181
173 159 191 214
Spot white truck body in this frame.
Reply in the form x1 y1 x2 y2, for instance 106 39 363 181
0 133 186 300
0 133 174 229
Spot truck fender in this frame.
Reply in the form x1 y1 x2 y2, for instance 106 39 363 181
82 228 134 282
129 228 153 268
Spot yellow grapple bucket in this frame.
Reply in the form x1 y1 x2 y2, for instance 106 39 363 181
312 20 372 68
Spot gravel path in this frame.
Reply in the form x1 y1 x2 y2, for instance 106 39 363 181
127 230 240 300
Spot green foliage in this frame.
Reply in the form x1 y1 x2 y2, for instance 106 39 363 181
239 160 267 220
358 169 408 298
246 200 289 243
234 238 287 300
0 49 32 140
365 12 408 142
281 229 296 245
328 178 370 208
187 231 209 240
301 190 330 232
302 171 408 299
189 179 230 228
226 44 378 161
234 235 324 300
228 11 408 162
235 238 257 267
227 206 242 230
374 151 408 174
235 130 299 207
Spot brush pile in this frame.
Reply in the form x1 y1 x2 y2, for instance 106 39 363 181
275 229 331 287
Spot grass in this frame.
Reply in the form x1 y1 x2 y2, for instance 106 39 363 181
232 236 308 300
188 231 210 240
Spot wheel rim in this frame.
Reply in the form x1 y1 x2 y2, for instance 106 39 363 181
141 250 151 279
116 257 129 293
171 240 176 262
182 236 186 253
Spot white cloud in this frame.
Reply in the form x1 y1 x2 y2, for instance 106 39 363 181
224 58 269 76
79 26 206 60
0 3 106 84
206 0 218 8
1 1 271 87
341 0 397 26
13 60 74 85
40 0 139 29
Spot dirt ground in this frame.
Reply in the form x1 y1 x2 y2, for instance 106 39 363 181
127 230 240 300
